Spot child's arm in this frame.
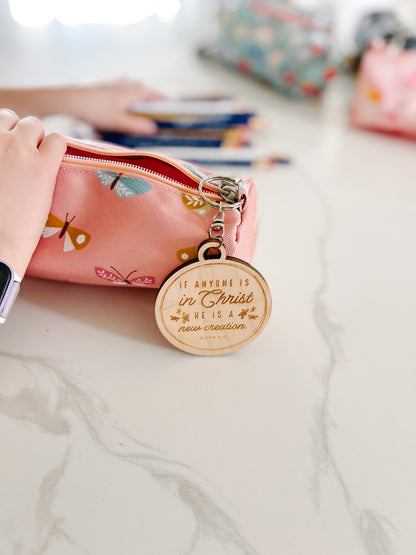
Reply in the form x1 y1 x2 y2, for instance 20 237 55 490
0 109 67 276
0 79 164 135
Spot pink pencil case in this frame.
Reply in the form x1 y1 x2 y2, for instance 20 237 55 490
27 138 258 288
351 41 416 137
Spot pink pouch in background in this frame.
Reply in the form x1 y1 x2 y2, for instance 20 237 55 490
27 138 258 288
351 41 416 138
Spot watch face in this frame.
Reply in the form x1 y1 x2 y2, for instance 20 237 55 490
0 262 12 306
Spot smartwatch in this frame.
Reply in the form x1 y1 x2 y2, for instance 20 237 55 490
0 261 21 324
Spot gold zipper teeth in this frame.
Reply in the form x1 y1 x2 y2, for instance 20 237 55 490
63 154 222 199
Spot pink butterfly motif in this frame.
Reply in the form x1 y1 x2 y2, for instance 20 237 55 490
95 266 155 286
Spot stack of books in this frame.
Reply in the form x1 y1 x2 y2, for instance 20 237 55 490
99 96 289 168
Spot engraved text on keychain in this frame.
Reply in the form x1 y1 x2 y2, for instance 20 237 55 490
155 176 272 356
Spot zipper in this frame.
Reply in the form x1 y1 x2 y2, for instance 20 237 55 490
63 140 223 201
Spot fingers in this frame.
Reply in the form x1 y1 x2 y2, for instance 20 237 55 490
117 114 158 135
0 110 47 150
0 108 19 131
13 115 45 147
128 82 166 102
38 132 67 165
0 109 66 163
111 78 166 99
138 86 167 101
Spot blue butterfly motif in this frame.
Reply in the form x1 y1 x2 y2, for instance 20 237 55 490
95 170 151 198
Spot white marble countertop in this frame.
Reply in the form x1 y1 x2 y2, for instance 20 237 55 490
1 3 416 554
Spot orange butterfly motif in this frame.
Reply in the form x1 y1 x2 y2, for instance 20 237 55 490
42 213 91 252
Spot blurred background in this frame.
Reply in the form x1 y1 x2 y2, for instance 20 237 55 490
1 0 416 162
1 0 415 89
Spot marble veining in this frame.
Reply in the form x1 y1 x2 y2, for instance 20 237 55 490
0 351 258 555
302 164 396 555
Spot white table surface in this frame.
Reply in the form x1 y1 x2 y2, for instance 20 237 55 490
0 3 415 554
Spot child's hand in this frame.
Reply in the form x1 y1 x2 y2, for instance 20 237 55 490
0 109 67 276
65 79 165 135
0 79 166 136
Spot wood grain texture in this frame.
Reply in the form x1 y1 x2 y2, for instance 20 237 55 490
155 241 272 356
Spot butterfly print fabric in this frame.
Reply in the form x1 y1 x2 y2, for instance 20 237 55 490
27 138 258 288
95 170 152 198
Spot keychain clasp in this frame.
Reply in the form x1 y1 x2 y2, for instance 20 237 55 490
209 208 225 241
198 175 243 211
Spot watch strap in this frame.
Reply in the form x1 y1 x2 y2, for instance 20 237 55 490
0 270 21 323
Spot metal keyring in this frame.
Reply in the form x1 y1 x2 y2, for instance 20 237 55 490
199 175 243 210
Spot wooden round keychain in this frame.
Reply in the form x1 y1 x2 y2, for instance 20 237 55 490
155 176 272 356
